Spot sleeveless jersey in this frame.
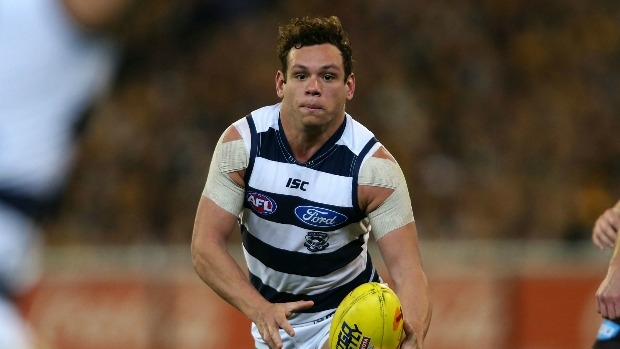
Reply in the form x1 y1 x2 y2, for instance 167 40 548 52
234 103 383 325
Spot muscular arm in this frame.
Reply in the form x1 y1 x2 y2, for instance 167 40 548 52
191 127 261 318
191 127 313 349
376 223 431 347
358 147 431 349
192 196 269 317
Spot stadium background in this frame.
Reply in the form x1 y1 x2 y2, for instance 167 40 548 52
21 0 620 348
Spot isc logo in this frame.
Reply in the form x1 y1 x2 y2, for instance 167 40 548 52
247 192 277 214
286 177 309 191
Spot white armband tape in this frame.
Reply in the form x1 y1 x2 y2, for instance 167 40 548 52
360 157 415 240
202 134 247 215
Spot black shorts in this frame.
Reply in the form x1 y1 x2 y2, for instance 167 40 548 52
594 319 620 349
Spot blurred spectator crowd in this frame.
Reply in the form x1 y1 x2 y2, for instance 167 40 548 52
44 0 620 245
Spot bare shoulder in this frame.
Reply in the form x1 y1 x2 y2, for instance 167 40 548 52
370 146 396 162
222 125 243 142
360 146 402 188
357 145 409 214
219 125 246 186
358 146 398 213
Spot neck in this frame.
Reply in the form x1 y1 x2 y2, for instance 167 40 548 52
279 115 344 164
285 127 329 163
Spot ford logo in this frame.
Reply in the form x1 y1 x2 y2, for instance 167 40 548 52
294 206 347 227
247 192 277 214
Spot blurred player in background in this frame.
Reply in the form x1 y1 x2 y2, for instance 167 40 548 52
592 200 620 348
0 0 140 347
191 16 431 349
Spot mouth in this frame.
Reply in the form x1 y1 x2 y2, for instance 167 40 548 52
302 104 323 112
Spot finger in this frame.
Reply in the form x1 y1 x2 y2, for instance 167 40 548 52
601 303 609 319
601 300 613 319
603 210 620 233
597 287 607 315
287 300 315 314
599 303 607 319
268 324 284 349
258 323 276 349
593 221 617 249
604 230 618 248
401 318 416 344
593 231 606 250
614 302 620 321
606 302 614 320
279 318 295 337
609 209 620 228
608 304 617 320
598 228 617 249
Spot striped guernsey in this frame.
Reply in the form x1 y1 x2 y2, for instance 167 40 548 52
233 103 383 325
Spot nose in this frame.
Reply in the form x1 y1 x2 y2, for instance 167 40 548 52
306 77 321 96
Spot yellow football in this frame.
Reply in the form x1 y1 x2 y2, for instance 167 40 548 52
328 282 404 349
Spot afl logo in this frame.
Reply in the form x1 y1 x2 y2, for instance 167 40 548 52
294 206 347 227
247 192 276 215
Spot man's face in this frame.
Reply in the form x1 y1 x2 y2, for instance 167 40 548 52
276 43 355 130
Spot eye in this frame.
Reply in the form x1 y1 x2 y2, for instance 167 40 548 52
294 73 307 80
323 74 336 81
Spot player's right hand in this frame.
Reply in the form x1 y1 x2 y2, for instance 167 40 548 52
593 207 620 250
596 264 620 319
252 300 315 349
399 318 420 349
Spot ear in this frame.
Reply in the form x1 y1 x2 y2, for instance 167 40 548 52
275 70 286 99
346 73 356 100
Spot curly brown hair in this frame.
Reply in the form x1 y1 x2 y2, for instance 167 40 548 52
277 16 353 82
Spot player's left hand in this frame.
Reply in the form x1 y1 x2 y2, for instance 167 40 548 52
399 318 421 349
252 300 315 349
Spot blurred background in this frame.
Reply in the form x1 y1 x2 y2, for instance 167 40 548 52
7 0 620 348
45 0 620 244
